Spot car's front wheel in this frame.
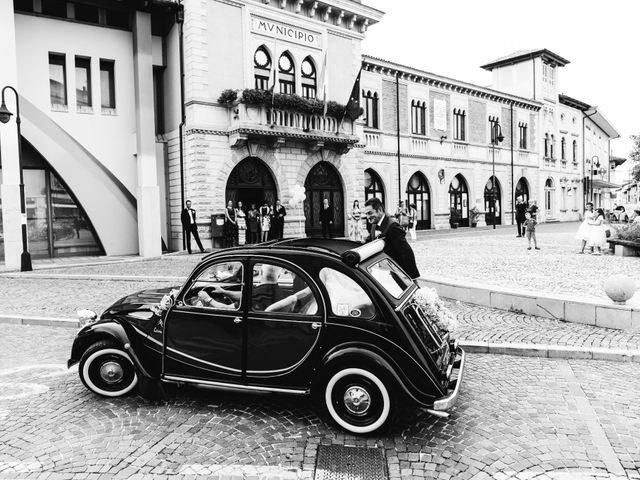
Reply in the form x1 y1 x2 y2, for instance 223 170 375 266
79 341 138 397
323 367 393 434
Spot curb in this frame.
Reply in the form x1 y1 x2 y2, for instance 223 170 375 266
459 340 640 363
1 314 638 363
0 273 186 282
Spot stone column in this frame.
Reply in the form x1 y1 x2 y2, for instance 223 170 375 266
0 2 22 269
133 11 162 257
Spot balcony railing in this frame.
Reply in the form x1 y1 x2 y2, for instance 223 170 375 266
229 103 358 151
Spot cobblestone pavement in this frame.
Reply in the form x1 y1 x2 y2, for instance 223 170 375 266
1 324 639 480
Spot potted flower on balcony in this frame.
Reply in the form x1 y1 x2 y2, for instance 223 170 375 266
217 89 239 107
449 207 462 229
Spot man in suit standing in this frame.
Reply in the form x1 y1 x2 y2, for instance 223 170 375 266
363 197 420 280
515 196 528 237
181 200 205 254
272 199 287 240
319 198 334 238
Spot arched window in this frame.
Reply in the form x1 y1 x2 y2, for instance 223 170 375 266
544 133 549 158
364 168 384 205
253 46 271 91
411 100 426 135
518 122 528 149
406 171 430 229
561 137 566 160
363 91 379 129
448 174 469 227
550 135 555 159
572 140 578 162
301 56 316 99
278 51 295 95
545 177 555 213
454 108 466 141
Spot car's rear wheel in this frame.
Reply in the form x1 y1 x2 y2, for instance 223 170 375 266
323 367 393 434
79 341 138 397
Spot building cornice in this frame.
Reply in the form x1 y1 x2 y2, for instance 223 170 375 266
362 55 542 111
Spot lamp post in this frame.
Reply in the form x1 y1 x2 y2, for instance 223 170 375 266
0 85 32 272
590 155 599 204
490 122 504 229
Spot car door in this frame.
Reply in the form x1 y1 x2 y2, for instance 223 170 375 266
163 259 246 384
245 257 324 389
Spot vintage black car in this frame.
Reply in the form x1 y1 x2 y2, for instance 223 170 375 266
68 238 465 434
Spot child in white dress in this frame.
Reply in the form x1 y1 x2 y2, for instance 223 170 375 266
576 202 594 254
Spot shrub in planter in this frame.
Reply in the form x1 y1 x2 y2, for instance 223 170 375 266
217 89 238 106
614 223 640 242
449 207 462 228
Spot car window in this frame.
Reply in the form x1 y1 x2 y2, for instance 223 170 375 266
184 261 243 310
251 262 318 315
367 258 413 299
319 268 374 319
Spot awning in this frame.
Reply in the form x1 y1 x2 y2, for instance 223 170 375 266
591 178 621 189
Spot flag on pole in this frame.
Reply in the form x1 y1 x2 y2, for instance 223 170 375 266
319 50 328 116
340 67 362 129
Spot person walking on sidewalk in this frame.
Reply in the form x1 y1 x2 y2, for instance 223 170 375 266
181 200 205 254
515 196 528 237
523 212 539 250
576 202 594 254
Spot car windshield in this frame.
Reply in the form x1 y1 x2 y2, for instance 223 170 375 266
367 258 413 299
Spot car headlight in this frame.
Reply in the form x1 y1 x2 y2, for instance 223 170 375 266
77 309 98 327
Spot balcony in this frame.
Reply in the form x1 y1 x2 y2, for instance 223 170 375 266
228 103 359 153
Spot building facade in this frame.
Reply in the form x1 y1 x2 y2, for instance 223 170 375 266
0 1 622 266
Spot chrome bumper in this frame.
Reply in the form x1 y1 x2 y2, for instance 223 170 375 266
433 346 465 411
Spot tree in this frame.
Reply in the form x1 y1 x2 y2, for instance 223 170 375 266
630 134 640 182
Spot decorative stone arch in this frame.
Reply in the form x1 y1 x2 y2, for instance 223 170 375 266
297 150 350 237
364 167 386 206
405 170 431 229
483 175 502 226
448 173 470 227
515 177 530 204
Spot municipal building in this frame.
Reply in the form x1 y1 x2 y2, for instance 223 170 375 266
0 0 620 267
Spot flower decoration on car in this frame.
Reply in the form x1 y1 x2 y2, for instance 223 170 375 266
413 287 458 334
151 289 180 317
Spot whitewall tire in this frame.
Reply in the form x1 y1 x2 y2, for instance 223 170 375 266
79 341 138 397
324 367 392 434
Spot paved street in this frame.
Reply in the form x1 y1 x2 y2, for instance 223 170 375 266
1 323 639 480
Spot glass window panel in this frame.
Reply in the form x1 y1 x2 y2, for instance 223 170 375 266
184 262 243 310
74 4 99 23
49 172 101 256
49 54 67 106
319 268 373 318
367 258 412 299
100 60 115 109
25 169 50 258
42 0 67 18
75 57 92 108
250 263 318 314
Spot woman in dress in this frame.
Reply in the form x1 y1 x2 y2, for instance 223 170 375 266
588 208 607 255
576 202 594 254
236 201 247 246
223 200 238 247
348 200 363 242
407 203 417 241
259 201 271 243
246 203 260 244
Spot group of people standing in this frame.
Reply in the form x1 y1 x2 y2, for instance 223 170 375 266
224 199 286 247
576 202 609 255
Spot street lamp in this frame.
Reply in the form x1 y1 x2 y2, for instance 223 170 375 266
490 122 504 229
0 85 32 272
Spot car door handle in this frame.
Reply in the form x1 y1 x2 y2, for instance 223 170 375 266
233 317 242 324
311 322 322 330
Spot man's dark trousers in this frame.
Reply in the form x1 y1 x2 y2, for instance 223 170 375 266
184 225 204 254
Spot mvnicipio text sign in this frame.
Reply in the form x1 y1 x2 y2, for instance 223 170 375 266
252 16 321 48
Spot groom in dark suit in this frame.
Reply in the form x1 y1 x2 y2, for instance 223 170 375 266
363 197 420 279
181 200 205 254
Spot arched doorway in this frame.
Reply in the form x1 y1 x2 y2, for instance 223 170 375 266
448 174 469 227
225 157 277 209
364 168 385 207
304 162 344 237
406 171 431 229
483 176 502 226
515 177 530 204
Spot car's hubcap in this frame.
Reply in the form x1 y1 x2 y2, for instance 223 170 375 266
99 361 124 384
343 386 371 415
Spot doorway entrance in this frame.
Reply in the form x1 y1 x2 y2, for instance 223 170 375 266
225 157 277 209
483 176 502 226
448 174 469 227
304 162 344 237
406 171 431 229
